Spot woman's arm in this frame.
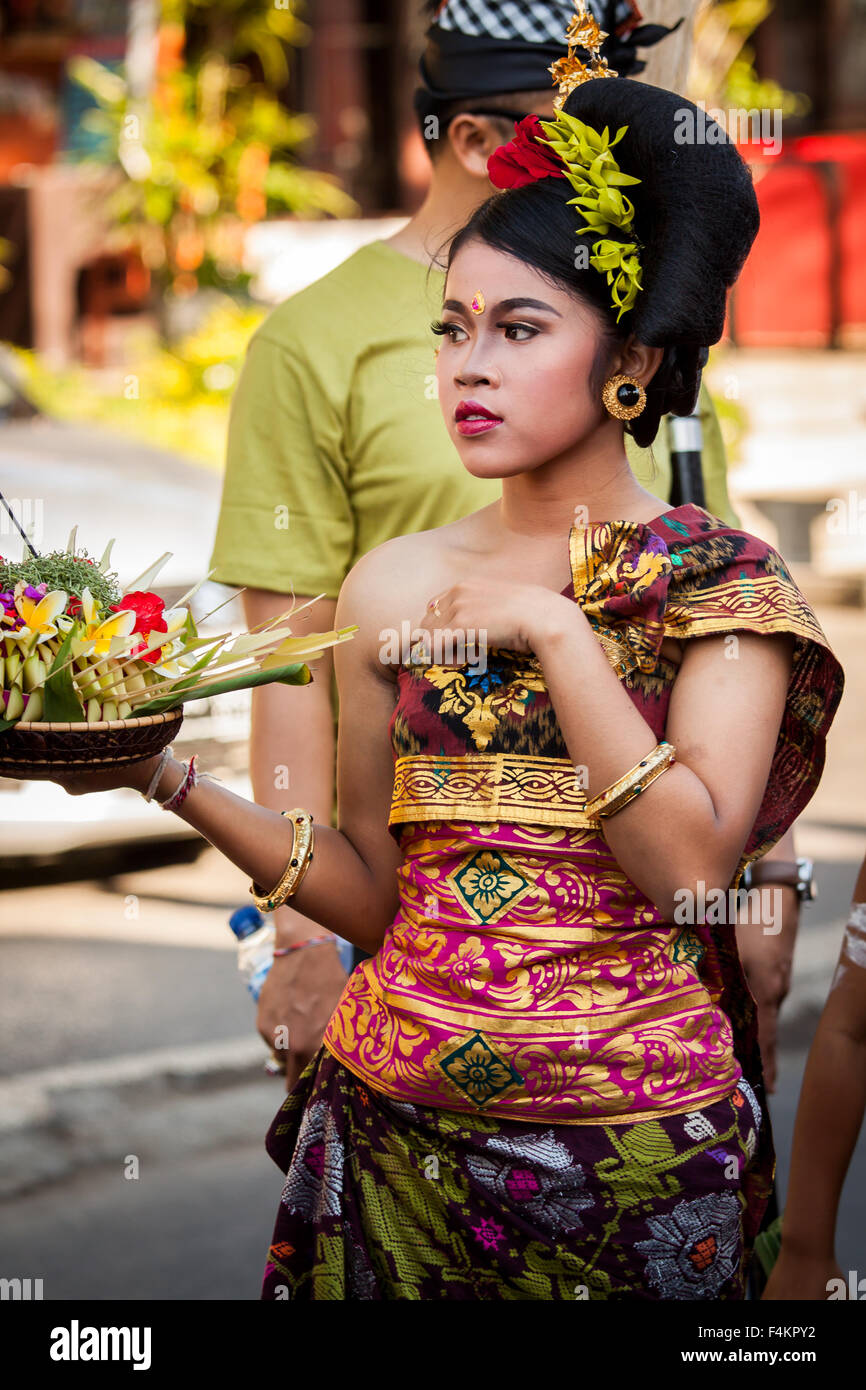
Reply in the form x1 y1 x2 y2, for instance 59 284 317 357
240 587 346 1088
763 854 866 1298
189 553 401 950
124 554 403 955
242 586 339 944
533 606 794 920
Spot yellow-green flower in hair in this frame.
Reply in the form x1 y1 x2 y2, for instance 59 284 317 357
590 239 644 320
535 112 644 322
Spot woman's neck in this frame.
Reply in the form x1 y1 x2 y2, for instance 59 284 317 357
489 450 667 543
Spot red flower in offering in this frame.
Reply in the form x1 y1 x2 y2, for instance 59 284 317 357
487 114 567 190
110 590 169 664
111 590 167 636
130 637 165 665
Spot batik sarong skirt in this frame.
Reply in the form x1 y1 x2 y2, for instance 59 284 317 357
260 1046 769 1301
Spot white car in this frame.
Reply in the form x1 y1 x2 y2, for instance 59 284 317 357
0 417 254 883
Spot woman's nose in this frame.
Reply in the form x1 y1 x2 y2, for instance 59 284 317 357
455 353 499 387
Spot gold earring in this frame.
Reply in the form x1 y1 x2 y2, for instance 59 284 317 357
602 374 646 420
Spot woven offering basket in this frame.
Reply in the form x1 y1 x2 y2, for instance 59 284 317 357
0 708 183 780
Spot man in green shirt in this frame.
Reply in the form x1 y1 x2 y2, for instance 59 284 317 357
209 1 798 1093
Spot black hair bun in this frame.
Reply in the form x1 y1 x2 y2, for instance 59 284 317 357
561 79 760 350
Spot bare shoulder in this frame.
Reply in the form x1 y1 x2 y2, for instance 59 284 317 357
336 513 488 669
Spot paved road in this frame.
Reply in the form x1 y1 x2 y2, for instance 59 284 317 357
0 418 221 584
0 1139 282 1301
0 851 253 1077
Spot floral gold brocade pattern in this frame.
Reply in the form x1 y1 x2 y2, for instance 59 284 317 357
567 520 672 675
407 653 547 752
257 504 845 1300
448 848 537 924
324 818 744 1123
388 504 844 871
437 1030 525 1107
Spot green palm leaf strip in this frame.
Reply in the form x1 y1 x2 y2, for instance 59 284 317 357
43 626 86 722
133 660 313 716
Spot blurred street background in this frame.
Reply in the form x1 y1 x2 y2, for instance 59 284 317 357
0 0 864 1299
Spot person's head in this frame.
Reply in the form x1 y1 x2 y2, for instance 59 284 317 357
420 90 559 184
414 1 680 185
433 79 760 477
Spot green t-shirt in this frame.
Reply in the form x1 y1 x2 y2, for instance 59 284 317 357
209 237 736 604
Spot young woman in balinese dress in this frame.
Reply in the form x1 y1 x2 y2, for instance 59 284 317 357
53 77 843 1300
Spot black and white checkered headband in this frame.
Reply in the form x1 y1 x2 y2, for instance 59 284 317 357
433 1 638 45
414 1 682 126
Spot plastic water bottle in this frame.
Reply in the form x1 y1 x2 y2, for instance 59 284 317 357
227 905 354 996
228 904 275 1002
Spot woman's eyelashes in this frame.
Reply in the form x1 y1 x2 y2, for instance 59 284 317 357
502 323 539 341
430 318 540 343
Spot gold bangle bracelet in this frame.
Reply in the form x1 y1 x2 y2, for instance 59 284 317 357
585 741 676 820
250 809 315 913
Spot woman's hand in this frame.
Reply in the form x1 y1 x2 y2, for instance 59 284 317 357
762 1250 844 1300
736 890 798 1094
48 753 165 798
256 942 349 1091
412 579 575 661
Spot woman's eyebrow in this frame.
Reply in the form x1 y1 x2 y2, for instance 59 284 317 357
442 297 563 317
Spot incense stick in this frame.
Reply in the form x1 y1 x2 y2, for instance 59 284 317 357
0 489 40 560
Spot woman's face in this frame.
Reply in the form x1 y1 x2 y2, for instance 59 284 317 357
436 239 612 480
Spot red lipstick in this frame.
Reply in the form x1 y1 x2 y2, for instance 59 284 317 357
455 400 503 436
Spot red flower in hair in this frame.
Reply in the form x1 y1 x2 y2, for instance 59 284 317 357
487 114 567 190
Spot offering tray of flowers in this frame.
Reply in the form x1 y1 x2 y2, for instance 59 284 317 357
0 517 356 781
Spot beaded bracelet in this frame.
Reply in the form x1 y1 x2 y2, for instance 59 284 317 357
143 745 173 802
273 936 337 956
159 754 198 811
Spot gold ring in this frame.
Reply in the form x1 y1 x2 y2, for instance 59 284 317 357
432 599 441 617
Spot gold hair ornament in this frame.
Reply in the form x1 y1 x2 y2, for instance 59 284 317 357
549 0 618 110
485 1 644 322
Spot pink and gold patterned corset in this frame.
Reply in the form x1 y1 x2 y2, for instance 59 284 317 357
322 505 844 1124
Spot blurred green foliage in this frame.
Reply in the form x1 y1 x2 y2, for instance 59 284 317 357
71 0 357 298
12 298 266 469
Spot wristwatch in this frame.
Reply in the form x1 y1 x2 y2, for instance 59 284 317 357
742 856 815 903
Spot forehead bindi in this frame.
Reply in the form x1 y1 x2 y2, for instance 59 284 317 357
442 296 563 317
445 246 569 317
